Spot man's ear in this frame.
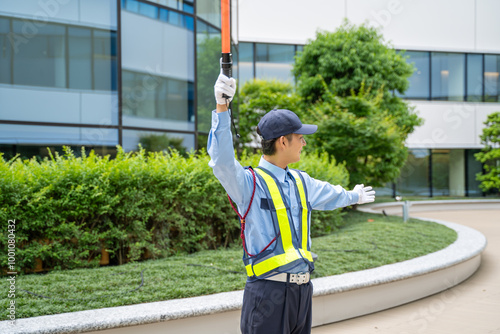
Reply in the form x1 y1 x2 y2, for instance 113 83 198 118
278 136 288 150
283 135 293 147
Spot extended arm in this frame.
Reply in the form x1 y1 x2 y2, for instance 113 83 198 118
301 173 375 210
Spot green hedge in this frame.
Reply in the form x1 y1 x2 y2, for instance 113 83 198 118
0 147 349 273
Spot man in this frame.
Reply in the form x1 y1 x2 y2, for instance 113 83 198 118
208 73 375 334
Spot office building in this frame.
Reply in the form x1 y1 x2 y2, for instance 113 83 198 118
1 0 499 197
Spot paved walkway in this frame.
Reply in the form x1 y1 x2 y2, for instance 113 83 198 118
312 209 500 334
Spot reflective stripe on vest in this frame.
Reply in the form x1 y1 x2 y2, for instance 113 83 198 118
245 168 313 277
290 169 309 252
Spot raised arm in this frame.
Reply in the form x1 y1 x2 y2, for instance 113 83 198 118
207 74 253 207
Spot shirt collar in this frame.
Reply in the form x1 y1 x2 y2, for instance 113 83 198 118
258 156 289 183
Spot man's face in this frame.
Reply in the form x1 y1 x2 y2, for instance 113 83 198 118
284 133 307 164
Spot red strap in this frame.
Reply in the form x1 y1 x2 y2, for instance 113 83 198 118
227 167 256 221
227 167 277 257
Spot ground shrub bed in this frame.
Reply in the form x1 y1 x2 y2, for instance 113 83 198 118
0 147 347 273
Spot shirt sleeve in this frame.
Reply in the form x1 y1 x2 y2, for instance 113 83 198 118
207 110 253 207
300 171 360 210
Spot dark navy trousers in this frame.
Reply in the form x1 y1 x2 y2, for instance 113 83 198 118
240 279 313 334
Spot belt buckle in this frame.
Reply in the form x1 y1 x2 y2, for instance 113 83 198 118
290 272 309 285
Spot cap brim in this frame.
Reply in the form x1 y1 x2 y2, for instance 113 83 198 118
294 124 317 135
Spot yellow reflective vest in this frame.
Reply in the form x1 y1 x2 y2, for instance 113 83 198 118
244 167 314 278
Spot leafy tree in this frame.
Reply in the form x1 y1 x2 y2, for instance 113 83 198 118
306 86 408 187
236 79 301 150
475 111 500 193
292 20 421 137
290 21 422 187
293 20 410 97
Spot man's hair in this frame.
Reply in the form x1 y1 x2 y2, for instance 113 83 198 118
257 127 293 155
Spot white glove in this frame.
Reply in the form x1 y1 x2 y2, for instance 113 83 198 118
353 184 376 204
214 72 236 105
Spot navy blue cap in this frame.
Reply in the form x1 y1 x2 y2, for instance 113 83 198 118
257 109 318 140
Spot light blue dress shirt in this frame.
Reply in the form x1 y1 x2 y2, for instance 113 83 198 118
207 110 359 274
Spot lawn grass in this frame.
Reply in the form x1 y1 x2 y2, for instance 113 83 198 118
1 210 457 320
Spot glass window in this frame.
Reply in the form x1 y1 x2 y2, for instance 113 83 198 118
196 0 220 28
12 20 66 88
255 44 268 62
169 11 181 26
231 39 239 87
183 2 194 14
124 0 140 12
449 149 465 196
165 0 180 10
466 54 483 102
401 51 430 100
139 2 159 19
159 8 169 21
122 70 194 131
0 124 118 146
466 149 483 197
484 55 500 102
431 149 450 196
122 70 156 119
188 80 194 122
122 129 194 153
159 9 191 30
0 17 11 84
431 52 465 101
93 30 117 91
238 42 254 85
196 20 221 133
170 0 182 9
2 18 116 91
125 4 192 31
68 27 92 90
166 79 193 121
255 43 295 82
173 0 182 9
256 44 295 63
396 149 430 196
183 15 194 31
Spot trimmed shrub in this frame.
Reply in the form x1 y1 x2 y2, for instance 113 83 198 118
0 147 349 273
